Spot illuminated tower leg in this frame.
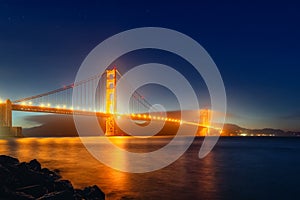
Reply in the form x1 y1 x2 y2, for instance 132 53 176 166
0 99 22 137
199 109 211 136
0 99 12 128
105 68 117 136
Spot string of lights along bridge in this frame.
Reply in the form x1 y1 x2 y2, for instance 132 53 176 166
0 67 213 137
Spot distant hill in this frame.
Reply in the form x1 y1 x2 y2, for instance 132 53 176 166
23 115 80 137
222 123 300 136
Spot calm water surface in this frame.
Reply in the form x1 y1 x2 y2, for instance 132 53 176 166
0 137 299 200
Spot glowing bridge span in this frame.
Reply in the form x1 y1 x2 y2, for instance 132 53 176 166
0 67 213 137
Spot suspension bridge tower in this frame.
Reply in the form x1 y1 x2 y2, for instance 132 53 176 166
105 67 117 136
0 99 22 137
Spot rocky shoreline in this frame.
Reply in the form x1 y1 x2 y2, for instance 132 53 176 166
0 155 105 200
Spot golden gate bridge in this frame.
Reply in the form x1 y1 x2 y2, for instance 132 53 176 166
0 67 213 137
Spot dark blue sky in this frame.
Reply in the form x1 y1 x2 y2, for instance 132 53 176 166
0 0 299 130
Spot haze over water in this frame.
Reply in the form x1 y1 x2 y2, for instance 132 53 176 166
0 136 299 200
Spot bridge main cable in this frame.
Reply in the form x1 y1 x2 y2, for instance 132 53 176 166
116 70 157 112
12 73 104 103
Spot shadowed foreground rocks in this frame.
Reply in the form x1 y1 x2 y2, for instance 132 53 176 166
0 155 105 200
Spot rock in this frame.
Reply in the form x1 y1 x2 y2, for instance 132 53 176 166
28 159 41 171
82 185 105 200
41 167 61 181
0 186 35 200
53 180 74 192
16 184 47 198
0 164 11 183
15 162 48 187
37 190 74 200
0 155 105 200
0 155 19 166
10 191 35 200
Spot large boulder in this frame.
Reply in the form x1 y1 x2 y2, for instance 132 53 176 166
0 155 19 166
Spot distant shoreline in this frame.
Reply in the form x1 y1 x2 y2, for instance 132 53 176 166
1 135 300 139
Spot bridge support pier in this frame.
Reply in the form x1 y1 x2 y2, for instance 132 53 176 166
105 116 117 136
0 99 23 137
198 109 211 136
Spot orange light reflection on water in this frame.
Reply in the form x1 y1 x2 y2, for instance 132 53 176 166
0 137 221 199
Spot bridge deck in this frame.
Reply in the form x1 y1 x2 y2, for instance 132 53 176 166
12 104 109 117
11 104 210 128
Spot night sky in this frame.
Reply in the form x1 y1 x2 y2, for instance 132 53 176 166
0 1 299 130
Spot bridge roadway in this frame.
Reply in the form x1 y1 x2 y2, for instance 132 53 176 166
1 100 211 137
12 104 111 117
11 104 209 127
